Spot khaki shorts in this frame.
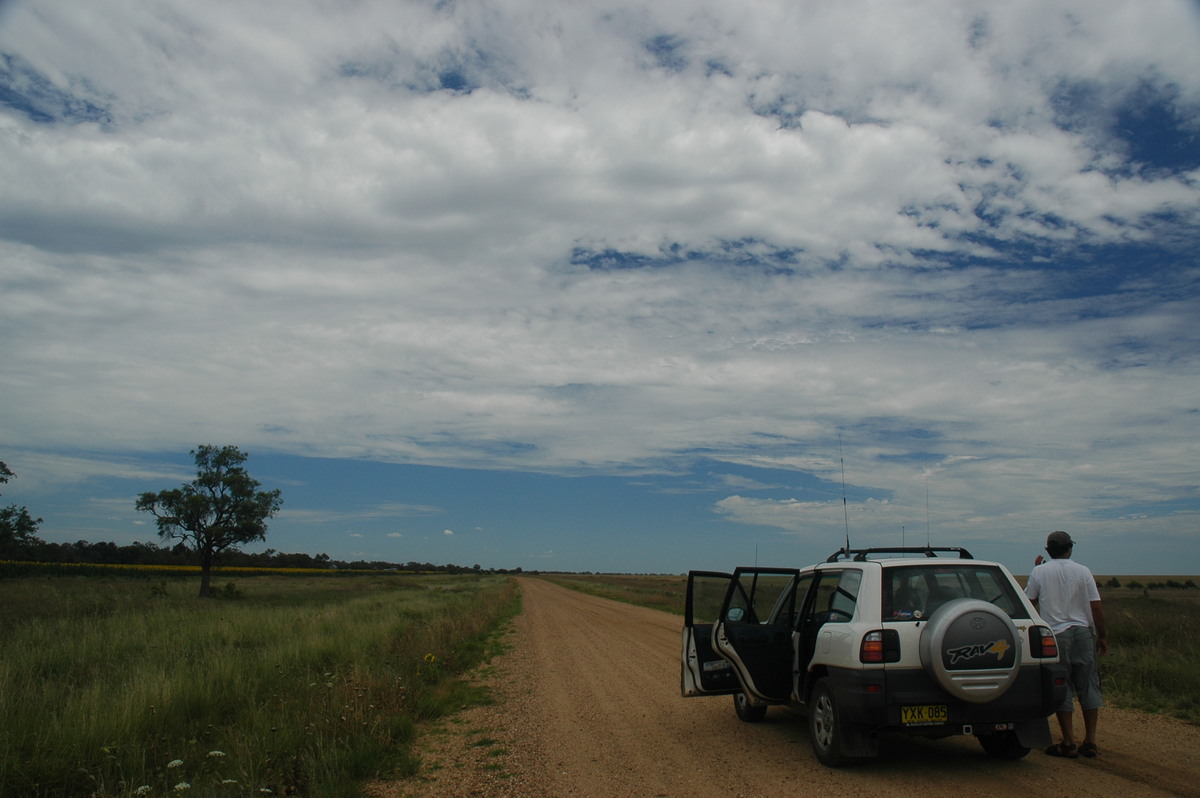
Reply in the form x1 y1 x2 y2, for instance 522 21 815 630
1056 625 1104 712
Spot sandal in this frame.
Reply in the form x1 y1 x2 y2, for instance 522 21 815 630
1045 742 1079 758
1079 742 1099 758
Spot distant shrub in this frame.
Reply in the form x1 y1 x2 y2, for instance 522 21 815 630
1127 580 1144 589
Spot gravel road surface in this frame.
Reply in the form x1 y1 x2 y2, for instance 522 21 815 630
371 577 1200 798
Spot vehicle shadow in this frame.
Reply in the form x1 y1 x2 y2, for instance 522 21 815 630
759 706 1033 774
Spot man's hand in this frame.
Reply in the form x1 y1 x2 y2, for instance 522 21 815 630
1034 554 1045 566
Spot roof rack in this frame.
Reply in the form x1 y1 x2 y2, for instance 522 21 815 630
825 546 974 563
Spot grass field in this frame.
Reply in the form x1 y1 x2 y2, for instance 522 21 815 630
0 571 518 798
5 568 1194 797
536 572 1200 725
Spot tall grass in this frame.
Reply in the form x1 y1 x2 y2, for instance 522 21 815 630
1100 589 1200 722
0 574 518 797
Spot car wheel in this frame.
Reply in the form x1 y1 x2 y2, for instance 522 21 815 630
978 730 1031 760
734 692 767 723
919 598 1022 703
809 678 851 767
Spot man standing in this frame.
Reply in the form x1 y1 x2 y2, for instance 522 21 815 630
1025 530 1108 759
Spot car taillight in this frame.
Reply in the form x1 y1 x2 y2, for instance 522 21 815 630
861 631 885 663
1029 625 1058 658
860 630 901 663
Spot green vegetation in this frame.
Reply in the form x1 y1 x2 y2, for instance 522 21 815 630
0 573 518 797
0 460 44 560
135 445 284 598
535 573 686 613
1100 587 1200 723
540 573 1200 725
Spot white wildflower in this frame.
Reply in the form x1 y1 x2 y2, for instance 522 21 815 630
167 759 185 769
207 750 227 758
134 787 152 796
174 783 191 791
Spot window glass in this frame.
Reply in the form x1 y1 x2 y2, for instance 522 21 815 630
689 574 732 625
883 565 1027 620
792 573 815 630
726 571 795 625
809 569 861 624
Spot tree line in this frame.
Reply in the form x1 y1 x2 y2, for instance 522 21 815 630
2 447 517 597
2 535 497 576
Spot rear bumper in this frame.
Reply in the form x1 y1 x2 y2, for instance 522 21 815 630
823 662 1066 735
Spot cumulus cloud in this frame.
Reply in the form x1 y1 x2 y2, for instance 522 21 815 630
714 495 839 532
1 0 1197 559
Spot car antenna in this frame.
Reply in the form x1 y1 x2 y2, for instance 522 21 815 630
839 432 850 551
925 470 931 548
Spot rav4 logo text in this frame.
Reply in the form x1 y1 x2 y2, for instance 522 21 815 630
946 639 1010 665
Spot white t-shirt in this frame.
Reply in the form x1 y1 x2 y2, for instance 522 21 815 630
1024 557 1101 635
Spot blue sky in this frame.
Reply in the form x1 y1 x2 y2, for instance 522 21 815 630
1 1 1198 576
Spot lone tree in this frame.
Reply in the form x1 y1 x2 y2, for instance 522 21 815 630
0 460 44 559
136 445 283 597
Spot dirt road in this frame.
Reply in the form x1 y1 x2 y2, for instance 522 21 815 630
374 577 1200 798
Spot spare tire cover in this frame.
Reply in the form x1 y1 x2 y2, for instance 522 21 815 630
919 598 1021 703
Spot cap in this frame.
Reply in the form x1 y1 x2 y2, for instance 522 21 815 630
1046 530 1074 548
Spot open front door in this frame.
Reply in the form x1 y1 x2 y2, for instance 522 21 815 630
713 567 800 704
681 571 740 696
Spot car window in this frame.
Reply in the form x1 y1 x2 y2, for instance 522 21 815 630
791 573 816 630
884 564 1027 620
725 572 795 625
689 574 732 625
809 569 861 624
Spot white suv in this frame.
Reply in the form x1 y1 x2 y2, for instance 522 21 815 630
680 547 1067 766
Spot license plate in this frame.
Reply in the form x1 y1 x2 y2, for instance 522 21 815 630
901 704 948 725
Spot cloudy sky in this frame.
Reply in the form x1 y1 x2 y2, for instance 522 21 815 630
2 0 1198 576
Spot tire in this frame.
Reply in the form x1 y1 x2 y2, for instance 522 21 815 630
919 598 1021 703
734 692 767 723
808 677 851 767
978 730 1031 760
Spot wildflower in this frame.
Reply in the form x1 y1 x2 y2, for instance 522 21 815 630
135 787 152 796
167 759 185 769
174 783 191 791
221 779 238 785
207 750 227 758
424 653 437 663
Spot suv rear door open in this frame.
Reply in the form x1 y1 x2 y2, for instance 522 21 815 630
681 571 740 696
713 567 801 704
